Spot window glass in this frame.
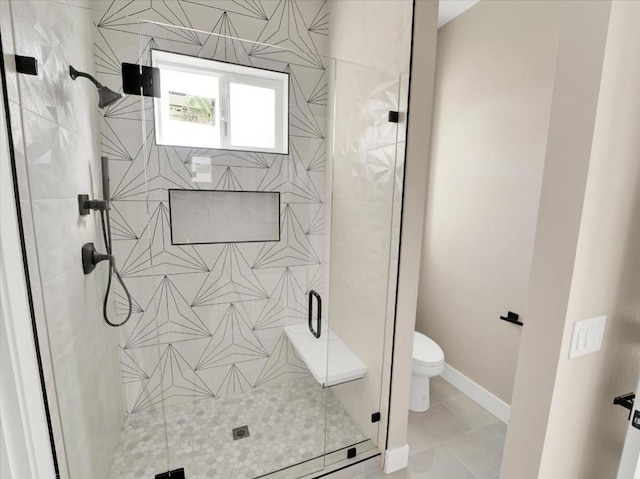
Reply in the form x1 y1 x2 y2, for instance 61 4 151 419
229 82 276 149
152 50 288 154
157 69 220 149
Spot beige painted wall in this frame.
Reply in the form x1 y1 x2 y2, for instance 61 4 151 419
501 1 613 477
537 1 640 477
416 0 561 403
414 1 638 476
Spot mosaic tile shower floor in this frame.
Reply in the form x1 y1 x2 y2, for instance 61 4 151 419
109 376 367 479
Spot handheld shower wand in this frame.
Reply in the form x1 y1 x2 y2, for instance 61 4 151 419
79 157 133 327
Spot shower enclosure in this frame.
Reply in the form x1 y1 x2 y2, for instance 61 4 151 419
1 1 409 478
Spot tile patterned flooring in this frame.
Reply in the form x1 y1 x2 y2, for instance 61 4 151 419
109 376 367 479
358 377 506 479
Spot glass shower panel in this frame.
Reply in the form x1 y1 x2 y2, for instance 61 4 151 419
1 1 168 478
322 60 402 468
135 20 332 478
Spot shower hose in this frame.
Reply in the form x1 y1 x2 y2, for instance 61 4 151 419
99 209 132 327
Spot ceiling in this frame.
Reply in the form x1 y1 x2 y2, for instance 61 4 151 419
438 0 481 28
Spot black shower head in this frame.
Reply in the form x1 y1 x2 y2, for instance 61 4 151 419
69 65 122 109
97 86 122 109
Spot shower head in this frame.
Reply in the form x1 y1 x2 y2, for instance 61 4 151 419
97 87 123 109
69 66 122 109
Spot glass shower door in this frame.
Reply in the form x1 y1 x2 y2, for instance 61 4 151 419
130 20 332 478
3 0 408 476
1 2 172 479
321 59 403 469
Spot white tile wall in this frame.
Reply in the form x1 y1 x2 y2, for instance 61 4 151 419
90 0 331 413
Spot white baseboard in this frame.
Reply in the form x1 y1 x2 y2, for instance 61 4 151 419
383 444 409 474
440 363 510 424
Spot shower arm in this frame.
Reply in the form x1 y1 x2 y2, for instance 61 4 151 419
69 66 103 88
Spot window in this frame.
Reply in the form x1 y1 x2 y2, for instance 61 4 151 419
151 50 289 154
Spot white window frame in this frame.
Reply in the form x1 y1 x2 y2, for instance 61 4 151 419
151 50 289 154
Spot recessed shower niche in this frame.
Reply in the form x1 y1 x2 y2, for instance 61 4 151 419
1 1 411 478
168 189 281 245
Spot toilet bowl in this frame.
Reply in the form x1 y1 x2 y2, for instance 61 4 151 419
410 331 445 412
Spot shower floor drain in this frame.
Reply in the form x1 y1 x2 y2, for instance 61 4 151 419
232 425 250 440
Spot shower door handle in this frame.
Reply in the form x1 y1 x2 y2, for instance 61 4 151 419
308 290 322 339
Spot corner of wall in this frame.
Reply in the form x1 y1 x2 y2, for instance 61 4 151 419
500 1 613 477
537 1 640 477
386 0 439 454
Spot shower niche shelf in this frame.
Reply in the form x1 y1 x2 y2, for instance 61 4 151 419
284 324 367 387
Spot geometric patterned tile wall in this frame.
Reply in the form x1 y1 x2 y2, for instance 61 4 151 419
91 0 330 412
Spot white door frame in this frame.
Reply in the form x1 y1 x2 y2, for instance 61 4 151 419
0 61 57 479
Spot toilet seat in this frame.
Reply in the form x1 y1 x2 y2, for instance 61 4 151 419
412 332 444 367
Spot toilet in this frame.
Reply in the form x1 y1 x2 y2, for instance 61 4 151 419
410 331 445 412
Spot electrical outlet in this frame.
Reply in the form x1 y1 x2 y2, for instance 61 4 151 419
189 156 212 183
569 315 606 359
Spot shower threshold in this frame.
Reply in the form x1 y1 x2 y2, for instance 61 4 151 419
257 440 379 479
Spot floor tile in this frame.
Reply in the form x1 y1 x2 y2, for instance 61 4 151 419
429 377 463 406
356 446 476 479
109 377 367 479
399 381 508 479
407 403 476 455
407 444 476 478
443 421 507 479
440 394 498 430
358 467 411 479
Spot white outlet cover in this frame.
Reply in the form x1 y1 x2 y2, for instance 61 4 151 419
190 156 212 183
569 315 607 359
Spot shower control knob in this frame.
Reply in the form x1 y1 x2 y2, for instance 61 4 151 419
82 242 111 275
